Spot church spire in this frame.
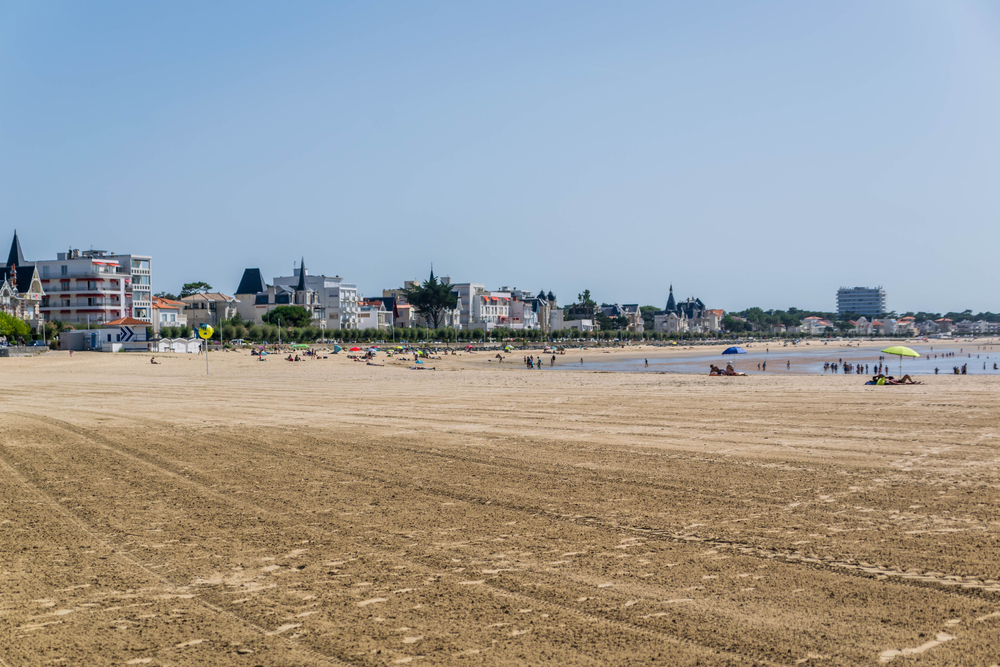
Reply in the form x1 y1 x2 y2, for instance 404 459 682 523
429 264 435 282
296 256 307 292
7 230 25 268
665 284 676 312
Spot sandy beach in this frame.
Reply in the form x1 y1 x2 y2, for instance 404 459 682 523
3 349 999 665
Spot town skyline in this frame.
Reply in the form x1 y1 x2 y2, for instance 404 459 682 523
12 228 997 318
10 229 998 340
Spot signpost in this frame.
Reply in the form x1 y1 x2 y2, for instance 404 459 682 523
198 324 214 375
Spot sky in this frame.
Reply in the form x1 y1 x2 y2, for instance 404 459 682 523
2 1 999 314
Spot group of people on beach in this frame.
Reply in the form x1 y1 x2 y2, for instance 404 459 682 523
522 354 555 369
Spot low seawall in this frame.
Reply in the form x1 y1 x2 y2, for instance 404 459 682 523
0 346 48 358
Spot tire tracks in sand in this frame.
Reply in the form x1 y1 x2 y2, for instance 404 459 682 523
8 411 797 666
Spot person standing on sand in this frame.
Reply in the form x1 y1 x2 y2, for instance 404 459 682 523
762 361 766 371
786 360 790 370
580 357 584 365
645 359 648 367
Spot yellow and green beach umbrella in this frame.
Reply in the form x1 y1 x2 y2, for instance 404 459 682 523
881 345 919 375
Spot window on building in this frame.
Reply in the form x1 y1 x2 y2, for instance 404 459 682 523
61 265 68 276
62 299 71 307
42 265 50 278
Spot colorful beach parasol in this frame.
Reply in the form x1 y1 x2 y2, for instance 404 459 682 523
881 345 919 375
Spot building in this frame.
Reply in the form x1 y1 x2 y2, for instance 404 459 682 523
562 319 595 332
836 286 886 318
234 268 271 324
438 278 485 329
895 316 917 336
98 316 150 352
273 260 359 329
36 248 151 323
111 253 153 322
507 299 538 330
152 296 188 332
358 299 391 330
550 307 565 331
150 337 202 354
954 320 999 335
181 293 240 328
799 316 835 335
1 232 44 325
384 274 461 329
598 303 645 332
653 286 719 333
470 290 511 329
235 260 360 329
36 249 127 326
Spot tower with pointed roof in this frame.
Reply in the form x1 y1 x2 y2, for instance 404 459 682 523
665 284 676 313
8 230 25 268
0 230 44 325
296 257 307 292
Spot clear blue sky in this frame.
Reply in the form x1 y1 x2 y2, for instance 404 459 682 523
2 1 998 314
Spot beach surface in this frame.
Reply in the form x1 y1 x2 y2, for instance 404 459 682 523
2 349 999 665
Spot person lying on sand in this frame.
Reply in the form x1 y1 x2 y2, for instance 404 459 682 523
886 374 920 384
866 375 921 385
709 364 746 376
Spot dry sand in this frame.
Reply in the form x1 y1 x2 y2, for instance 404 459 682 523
2 350 999 666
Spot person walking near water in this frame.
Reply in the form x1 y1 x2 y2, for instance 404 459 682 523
762 361 767 371
644 358 648 368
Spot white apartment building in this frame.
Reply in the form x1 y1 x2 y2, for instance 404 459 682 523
36 252 129 325
36 249 152 324
271 261 360 329
438 279 484 329
358 299 391 330
837 286 886 318
112 253 153 322
471 291 511 328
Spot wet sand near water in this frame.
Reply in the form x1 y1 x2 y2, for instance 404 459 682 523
556 341 999 375
2 350 999 665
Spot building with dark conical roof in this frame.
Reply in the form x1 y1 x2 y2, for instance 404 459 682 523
233 258 361 330
0 231 45 326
